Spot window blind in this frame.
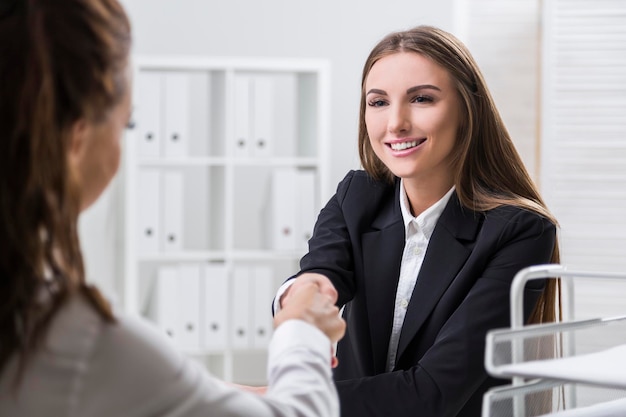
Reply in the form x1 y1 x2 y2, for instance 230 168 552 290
541 0 626 274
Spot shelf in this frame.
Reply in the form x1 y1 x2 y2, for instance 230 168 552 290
137 156 320 168
138 251 228 262
138 157 228 167
231 157 320 167
486 315 626 377
137 250 306 263
543 397 626 417
482 379 626 417
134 55 331 73
123 56 330 384
229 250 307 261
183 347 270 356
498 344 626 390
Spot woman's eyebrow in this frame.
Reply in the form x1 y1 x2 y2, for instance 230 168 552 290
366 88 387 96
366 85 442 96
407 84 441 94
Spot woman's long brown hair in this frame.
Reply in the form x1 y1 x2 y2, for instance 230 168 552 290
0 0 131 379
358 26 561 325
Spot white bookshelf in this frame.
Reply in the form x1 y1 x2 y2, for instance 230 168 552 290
120 56 331 383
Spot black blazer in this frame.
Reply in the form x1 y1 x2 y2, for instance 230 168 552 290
296 170 556 417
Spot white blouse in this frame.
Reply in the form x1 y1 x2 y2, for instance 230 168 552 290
386 181 454 371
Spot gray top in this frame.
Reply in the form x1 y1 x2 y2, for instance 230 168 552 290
0 295 338 417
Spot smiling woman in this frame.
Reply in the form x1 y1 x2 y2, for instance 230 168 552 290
275 25 561 417
364 52 460 213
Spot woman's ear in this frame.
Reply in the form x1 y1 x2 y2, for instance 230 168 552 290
68 119 89 165
67 119 92 211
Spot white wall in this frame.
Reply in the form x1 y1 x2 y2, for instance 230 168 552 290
82 0 455 293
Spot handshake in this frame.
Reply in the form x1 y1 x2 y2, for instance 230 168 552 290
235 274 346 397
275 273 346 361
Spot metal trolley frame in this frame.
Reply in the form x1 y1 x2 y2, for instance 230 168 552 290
482 264 626 417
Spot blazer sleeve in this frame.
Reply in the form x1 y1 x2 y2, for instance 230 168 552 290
296 170 361 305
334 208 556 417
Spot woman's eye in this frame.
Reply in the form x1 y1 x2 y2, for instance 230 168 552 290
412 95 433 104
368 99 387 107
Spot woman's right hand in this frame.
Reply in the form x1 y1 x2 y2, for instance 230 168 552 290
274 282 346 344
280 273 338 309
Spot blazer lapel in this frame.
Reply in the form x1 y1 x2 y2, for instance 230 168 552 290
362 180 404 374
396 193 481 361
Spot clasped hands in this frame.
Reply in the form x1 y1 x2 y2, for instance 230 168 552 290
235 273 345 395
276 272 345 346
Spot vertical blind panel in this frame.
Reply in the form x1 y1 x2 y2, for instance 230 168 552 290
461 0 541 179
541 0 626 274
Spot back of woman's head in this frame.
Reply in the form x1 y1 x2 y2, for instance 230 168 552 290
0 0 131 375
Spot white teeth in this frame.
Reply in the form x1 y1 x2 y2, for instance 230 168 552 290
390 140 419 151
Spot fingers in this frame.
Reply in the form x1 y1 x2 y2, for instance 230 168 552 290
322 306 346 344
286 281 320 306
281 273 338 308
305 273 338 304
274 281 346 344
274 282 318 328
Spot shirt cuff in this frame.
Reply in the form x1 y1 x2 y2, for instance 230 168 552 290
272 279 296 315
269 319 331 364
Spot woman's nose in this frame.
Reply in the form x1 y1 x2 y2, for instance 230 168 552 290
387 104 411 134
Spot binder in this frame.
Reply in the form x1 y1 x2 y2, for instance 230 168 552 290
251 266 274 348
202 263 228 350
268 168 297 251
233 75 251 157
251 76 274 157
295 170 316 251
163 73 190 158
161 171 184 252
136 72 162 158
177 264 201 350
137 169 160 254
271 73 297 157
231 266 251 349
150 266 180 344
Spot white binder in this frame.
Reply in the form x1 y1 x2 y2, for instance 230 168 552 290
295 169 316 251
202 263 228 350
231 266 251 349
163 73 190 158
161 170 184 252
268 168 297 251
150 266 180 344
136 72 162 158
233 75 251 157
177 264 201 350
251 76 274 157
137 169 160 254
251 266 274 348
